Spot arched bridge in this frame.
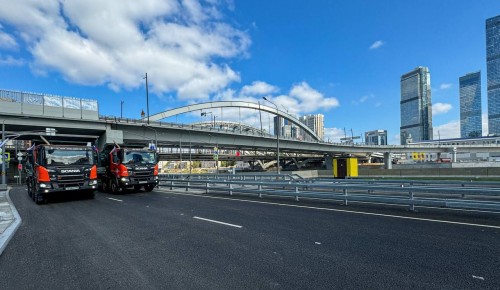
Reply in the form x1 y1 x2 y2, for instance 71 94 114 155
145 101 321 141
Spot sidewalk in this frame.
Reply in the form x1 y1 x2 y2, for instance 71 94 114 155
0 188 22 255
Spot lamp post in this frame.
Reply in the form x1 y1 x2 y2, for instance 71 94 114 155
263 97 280 174
144 73 150 124
1 120 6 189
201 111 213 127
142 125 157 149
121 101 124 119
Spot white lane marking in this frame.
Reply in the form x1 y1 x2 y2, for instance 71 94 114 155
193 216 242 228
472 275 485 281
157 190 500 229
315 242 321 245
107 197 123 202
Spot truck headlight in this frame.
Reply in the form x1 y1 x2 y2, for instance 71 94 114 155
120 177 128 182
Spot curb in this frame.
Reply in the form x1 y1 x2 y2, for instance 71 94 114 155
0 188 22 256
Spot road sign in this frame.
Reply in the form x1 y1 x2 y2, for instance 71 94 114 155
17 152 23 157
46 127 56 136
17 157 23 161
18 164 22 170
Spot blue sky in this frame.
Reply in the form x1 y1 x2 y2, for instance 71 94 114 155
0 0 499 144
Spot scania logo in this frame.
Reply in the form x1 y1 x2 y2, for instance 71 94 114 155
60 169 80 173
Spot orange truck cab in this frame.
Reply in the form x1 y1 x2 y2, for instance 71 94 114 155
98 145 159 193
25 144 98 204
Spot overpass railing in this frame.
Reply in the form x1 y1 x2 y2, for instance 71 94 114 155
157 174 500 213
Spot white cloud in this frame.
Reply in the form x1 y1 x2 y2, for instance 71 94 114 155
0 55 24 66
0 30 17 50
433 120 460 139
324 127 346 143
240 81 279 96
288 82 340 113
439 83 452 90
352 94 373 105
432 102 452 116
0 0 250 100
369 40 384 50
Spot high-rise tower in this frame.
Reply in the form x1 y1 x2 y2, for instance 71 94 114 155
487 15 500 135
460 71 482 138
400 67 433 145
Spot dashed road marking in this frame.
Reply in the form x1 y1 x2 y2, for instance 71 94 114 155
193 216 242 228
157 189 500 229
106 197 123 202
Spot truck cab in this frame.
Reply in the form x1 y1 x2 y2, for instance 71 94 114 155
25 144 98 204
99 146 159 193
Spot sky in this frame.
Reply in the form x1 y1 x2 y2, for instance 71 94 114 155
0 0 499 144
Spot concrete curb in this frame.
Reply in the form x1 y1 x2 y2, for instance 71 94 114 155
0 188 22 256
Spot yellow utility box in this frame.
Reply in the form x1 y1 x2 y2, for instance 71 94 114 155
333 158 358 178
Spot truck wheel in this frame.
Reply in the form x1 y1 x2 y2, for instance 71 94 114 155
27 180 33 198
144 184 155 192
110 179 121 194
101 179 109 193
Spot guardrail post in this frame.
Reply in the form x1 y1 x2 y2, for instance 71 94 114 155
258 184 262 198
205 182 209 194
186 181 190 191
229 183 233 196
170 180 173 190
295 186 299 201
409 191 415 212
343 188 348 206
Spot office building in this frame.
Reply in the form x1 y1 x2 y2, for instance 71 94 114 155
460 71 482 138
487 15 500 135
365 130 388 145
300 114 324 140
400 66 433 145
273 116 284 137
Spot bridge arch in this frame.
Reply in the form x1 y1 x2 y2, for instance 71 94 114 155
146 101 321 141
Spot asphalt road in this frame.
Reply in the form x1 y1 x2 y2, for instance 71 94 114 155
1 186 499 289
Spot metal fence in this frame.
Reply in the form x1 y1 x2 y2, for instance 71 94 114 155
158 174 500 212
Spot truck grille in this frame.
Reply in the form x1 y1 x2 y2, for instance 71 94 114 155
57 174 85 187
130 170 153 182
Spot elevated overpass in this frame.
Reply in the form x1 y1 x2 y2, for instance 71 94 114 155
2 90 500 169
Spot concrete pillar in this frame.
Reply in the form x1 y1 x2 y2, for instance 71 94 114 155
325 155 334 170
384 152 392 169
452 147 457 163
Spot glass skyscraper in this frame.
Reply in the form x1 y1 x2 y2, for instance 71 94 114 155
460 71 482 138
400 67 433 145
487 15 500 135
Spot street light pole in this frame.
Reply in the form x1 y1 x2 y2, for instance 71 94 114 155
142 125 157 149
121 101 124 119
144 73 150 124
263 97 280 174
1 120 6 189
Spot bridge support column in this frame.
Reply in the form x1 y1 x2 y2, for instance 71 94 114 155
384 152 392 169
452 147 457 163
325 155 334 171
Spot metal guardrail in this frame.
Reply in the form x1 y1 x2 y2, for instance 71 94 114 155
158 174 500 212
162 173 303 181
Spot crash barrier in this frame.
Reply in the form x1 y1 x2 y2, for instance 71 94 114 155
161 173 302 182
158 174 500 212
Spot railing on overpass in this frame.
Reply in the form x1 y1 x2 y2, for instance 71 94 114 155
157 174 500 213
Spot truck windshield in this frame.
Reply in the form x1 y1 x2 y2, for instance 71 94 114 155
123 151 156 165
45 148 94 166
